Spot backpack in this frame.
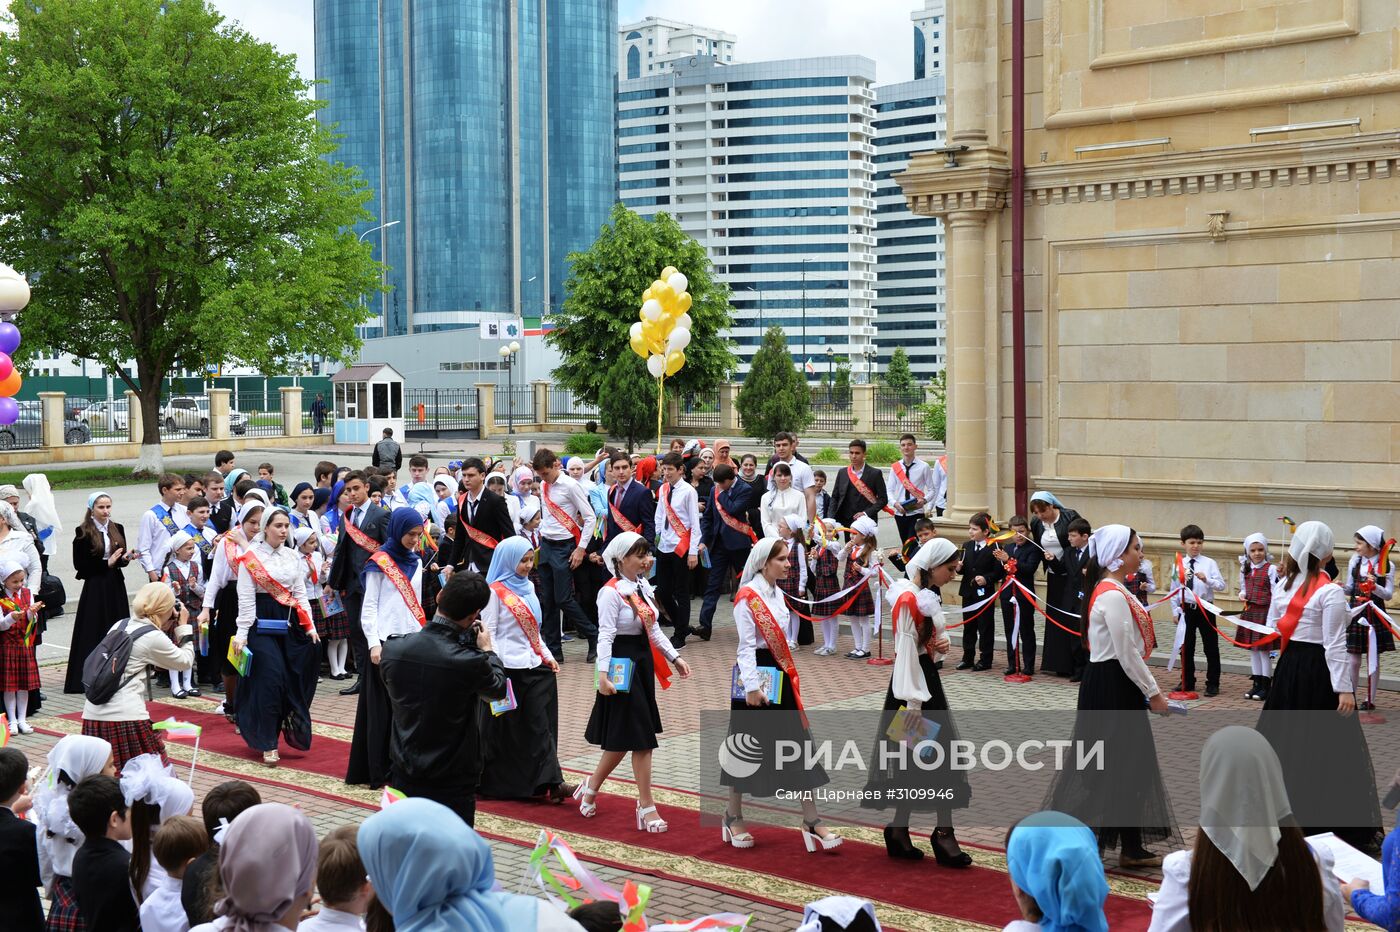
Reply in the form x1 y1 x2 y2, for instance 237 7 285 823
82 618 158 705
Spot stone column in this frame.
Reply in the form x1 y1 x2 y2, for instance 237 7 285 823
531 380 549 428
852 384 875 436
280 386 304 436
38 392 66 447
474 383 496 440
666 394 680 430
125 390 143 444
208 389 232 441
719 382 740 433
945 209 992 519
948 0 991 148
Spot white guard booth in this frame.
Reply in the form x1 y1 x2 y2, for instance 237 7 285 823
330 363 405 445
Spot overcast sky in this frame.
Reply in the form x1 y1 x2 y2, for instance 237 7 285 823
209 1 918 87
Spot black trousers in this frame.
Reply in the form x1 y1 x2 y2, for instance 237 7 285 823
1001 592 1036 673
698 544 752 635
960 586 996 665
538 538 594 656
393 774 477 827
343 590 367 680
1180 604 1220 690
893 514 922 549
654 550 691 634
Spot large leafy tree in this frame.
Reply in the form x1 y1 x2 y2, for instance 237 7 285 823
597 353 658 453
736 326 811 440
0 0 380 471
549 204 736 404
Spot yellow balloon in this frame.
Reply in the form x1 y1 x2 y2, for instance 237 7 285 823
651 280 675 303
665 349 685 376
661 265 678 279
629 332 649 358
674 292 692 315
647 337 665 356
641 318 661 341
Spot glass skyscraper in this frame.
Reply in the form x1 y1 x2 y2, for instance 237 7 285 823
314 0 618 337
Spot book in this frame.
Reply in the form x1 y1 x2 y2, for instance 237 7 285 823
1306 832 1385 894
594 656 635 692
489 679 517 717
322 589 344 615
730 664 783 704
886 705 941 748
227 640 252 677
197 622 209 657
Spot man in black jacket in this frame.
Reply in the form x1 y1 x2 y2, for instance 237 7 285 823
381 572 507 827
329 470 390 696
449 458 515 575
831 438 889 529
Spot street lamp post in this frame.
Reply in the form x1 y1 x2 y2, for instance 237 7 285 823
498 341 520 434
358 220 401 335
865 347 879 384
826 347 835 404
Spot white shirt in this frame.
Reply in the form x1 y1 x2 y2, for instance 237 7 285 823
302 550 327 602
759 487 808 539
766 456 814 493
1266 575 1351 693
236 541 313 641
1085 581 1160 699
93 518 115 558
139 871 189 932
539 474 596 544
1172 553 1226 619
891 581 946 708
595 578 680 674
1147 845 1345 932
1344 553 1395 601
137 502 185 574
203 534 249 609
1040 525 1064 561
507 493 541 535
932 457 948 510
82 618 194 721
655 481 700 556
298 906 366 932
482 587 556 670
886 458 934 516
360 561 424 649
734 578 794 693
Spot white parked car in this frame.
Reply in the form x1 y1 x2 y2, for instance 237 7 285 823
162 396 247 435
79 399 129 432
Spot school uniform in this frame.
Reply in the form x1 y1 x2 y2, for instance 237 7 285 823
137 501 185 579
72 837 140 932
306 550 350 640
1060 544 1091 678
298 906 367 932
328 501 390 687
0 805 43 932
779 538 810 639
1123 560 1156 606
346 556 423 787
886 456 935 546
138 870 187 932
450 488 513 575
1172 553 1226 692
999 539 1040 674
203 532 250 690
602 479 656 546
162 555 203 694
931 455 948 516
831 463 888 529
812 488 833 522
654 480 700 639
1030 507 1082 676
587 578 679 751
957 540 1006 669
534 475 598 658
695 478 758 642
0 585 40 695
1343 553 1395 656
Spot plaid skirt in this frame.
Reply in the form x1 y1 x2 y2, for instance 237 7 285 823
1347 603 1396 656
311 598 351 640
0 627 40 691
1235 601 1273 648
812 554 842 602
81 718 168 769
842 561 875 617
46 874 83 932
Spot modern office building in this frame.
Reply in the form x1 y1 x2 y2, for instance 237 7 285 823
617 54 879 380
313 0 616 369
618 17 737 79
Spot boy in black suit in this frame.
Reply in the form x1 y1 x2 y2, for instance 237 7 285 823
0 748 42 932
957 511 1007 671
997 515 1042 676
1061 517 1093 682
69 775 138 932
329 470 391 696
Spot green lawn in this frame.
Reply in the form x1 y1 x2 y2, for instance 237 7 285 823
0 465 159 489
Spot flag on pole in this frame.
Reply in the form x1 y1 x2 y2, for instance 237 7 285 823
152 718 202 738
804 357 816 375
379 787 407 809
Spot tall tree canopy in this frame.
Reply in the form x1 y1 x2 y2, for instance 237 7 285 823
0 0 380 470
548 204 735 404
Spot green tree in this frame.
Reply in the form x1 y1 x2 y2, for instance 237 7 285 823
832 363 852 406
598 353 659 453
548 205 736 405
918 369 948 441
736 326 811 440
883 346 916 393
0 0 380 472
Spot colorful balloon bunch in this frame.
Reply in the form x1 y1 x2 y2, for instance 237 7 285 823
0 264 30 426
629 265 692 379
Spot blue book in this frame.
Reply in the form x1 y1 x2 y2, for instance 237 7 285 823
595 656 635 692
489 679 517 717
322 589 344 615
730 664 783 703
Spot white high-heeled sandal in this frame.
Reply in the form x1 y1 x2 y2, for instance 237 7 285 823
573 781 598 818
636 805 668 833
721 813 755 849
801 818 843 853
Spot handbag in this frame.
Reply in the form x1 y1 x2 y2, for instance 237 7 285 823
39 572 66 611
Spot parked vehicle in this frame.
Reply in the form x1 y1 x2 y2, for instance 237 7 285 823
161 396 247 435
79 399 130 432
0 401 92 449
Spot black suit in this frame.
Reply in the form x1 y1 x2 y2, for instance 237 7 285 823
210 495 236 534
330 501 390 681
72 837 139 932
450 489 514 574
697 478 757 638
0 807 42 932
831 463 889 527
602 479 656 545
958 540 1006 666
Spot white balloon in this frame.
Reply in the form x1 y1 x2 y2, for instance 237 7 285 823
677 313 693 331
667 272 688 295
0 277 29 312
647 353 666 378
629 321 643 340
666 327 691 352
641 299 663 322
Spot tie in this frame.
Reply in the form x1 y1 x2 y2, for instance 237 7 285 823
354 506 363 527
468 498 478 522
1189 557 1197 588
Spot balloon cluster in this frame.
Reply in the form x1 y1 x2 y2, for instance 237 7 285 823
0 264 29 426
629 266 692 379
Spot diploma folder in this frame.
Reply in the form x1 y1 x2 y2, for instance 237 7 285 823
731 664 784 704
593 657 635 692
227 641 252 677
489 679 517 717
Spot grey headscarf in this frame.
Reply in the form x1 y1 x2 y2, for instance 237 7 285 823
215 803 318 931
1199 726 1293 891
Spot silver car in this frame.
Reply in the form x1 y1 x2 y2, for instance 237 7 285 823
162 396 248 435
79 399 129 432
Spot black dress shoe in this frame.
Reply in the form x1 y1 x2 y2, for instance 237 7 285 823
698 627 712 642
1204 684 1219 697
1004 667 1019 676
339 682 362 696
972 661 992 672
586 649 598 663
955 660 974 671
1068 672 1083 683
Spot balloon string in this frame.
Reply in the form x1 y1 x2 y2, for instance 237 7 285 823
655 373 665 455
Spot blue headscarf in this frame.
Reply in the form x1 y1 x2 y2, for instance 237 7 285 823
1006 811 1109 932
485 536 540 622
311 487 331 513
407 482 437 510
359 798 536 932
1030 490 1065 509
363 507 424 582
224 468 248 495
325 480 345 532
290 482 313 505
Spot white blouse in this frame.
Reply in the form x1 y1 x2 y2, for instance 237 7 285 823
302 550 327 602
1343 554 1395 601
760 487 808 539
1147 846 1345 932
890 581 946 709
482 588 556 670
1085 582 1159 699
1265 576 1350 694
734 578 795 694
138 871 187 932
1040 525 1064 561
360 561 424 648
595 579 679 674
236 541 313 640
203 535 250 609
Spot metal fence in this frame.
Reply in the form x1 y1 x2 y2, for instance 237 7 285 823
676 389 721 429
807 385 854 434
234 392 283 437
874 388 925 434
301 405 334 436
405 388 479 438
497 385 535 426
155 392 213 441
67 395 126 445
547 387 598 423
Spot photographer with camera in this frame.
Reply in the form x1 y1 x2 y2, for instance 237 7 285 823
379 572 508 826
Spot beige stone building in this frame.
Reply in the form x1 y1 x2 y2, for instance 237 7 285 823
899 0 1400 562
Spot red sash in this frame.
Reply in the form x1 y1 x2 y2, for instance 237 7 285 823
893 589 941 656
1084 580 1156 659
490 582 550 663
541 482 582 547
609 502 641 537
846 466 878 503
305 554 319 587
604 579 673 689
891 460 922 500
456 495 500 552
715 494 757 544
240 549 314 632
368 551 427 628
734 586 804 717
660 483 691 556
937 455 947 473
1275 572 1332 649
220 532 244 571
342 508 380 555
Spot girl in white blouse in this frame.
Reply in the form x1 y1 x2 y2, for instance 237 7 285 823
759 463 807 539
198 500 264 725
576 532 691 833
1342 524 1395 712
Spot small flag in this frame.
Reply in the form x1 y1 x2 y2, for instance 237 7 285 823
1278 516 1297 533
649 915 752 931
804 358 816 375
0 713 8 746
152 718 202 738
1175 552 1188 587
379 786 407 809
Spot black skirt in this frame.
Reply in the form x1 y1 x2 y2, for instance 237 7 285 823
1258 640 1381 847
586 634 663 752
479 665 563 798
1043 659 1177 851
1039 574 1078 675
236 619 319 753
212 584 240 678
862 652 971 813
346 655 392 788
64 571 130 693
722 648 827 797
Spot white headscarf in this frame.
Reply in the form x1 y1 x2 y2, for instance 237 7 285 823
21 474 61 555
242 489 271 508
119 753 195 821
520 499 541 525
740 537 788 588
1241 533 1269 567
1288 521 1333 566
1357 525 1385 551
908 537 958 582
783 513 807 536
1199 726 1293 891
1086 524 1132 572
0 500 28 539
0 558 23 584
602 531 645 579
292 526 317 549
33 735 114 877
796 896 882 932
851 514 878 540
167 531 194 558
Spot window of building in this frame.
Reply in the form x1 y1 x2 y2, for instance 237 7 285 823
626 46 641 80
914 26 926 80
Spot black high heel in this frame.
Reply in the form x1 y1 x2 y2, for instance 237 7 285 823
883 826 924 860
931 827 973 868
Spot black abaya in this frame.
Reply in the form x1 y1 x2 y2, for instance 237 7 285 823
345 658 393 788
65 531 131 694
479 665 563 798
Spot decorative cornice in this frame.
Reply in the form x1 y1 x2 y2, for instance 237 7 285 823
1032 474 1400 511
896 146 1012 217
